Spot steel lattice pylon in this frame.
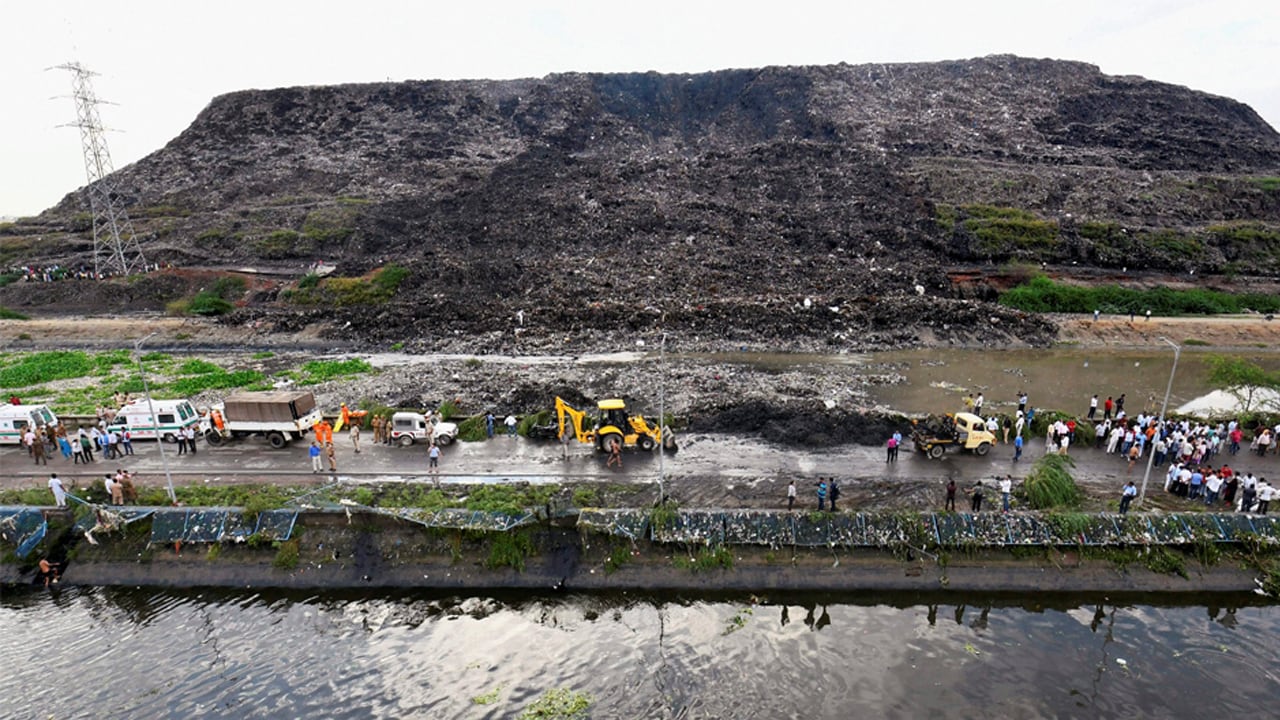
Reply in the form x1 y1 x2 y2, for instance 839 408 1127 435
56 62 147 277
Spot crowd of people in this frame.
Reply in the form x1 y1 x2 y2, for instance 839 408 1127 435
4 262 166 283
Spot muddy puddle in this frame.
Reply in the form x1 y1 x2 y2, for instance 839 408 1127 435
857 347 1280 417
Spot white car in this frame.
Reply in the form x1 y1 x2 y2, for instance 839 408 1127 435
389 411 458 446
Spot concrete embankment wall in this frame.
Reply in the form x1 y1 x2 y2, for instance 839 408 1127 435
3 508 1273 595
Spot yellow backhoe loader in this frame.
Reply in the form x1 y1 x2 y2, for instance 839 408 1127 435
554 396 676 453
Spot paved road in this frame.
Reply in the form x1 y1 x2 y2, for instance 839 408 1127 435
7 431 1278 505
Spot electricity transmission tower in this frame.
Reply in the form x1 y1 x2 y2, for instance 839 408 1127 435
54 61 147 277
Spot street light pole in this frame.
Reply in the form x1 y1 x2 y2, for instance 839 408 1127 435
134 332 176 504
657 331 667 505
1138 337 1180 506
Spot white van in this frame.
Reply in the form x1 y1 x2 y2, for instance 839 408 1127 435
0 404 58 444
389 411 458 446
107 398 201 442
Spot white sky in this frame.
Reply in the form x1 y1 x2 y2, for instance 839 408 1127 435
1 0 1277 218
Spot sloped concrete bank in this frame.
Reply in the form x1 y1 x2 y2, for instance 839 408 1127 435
4 508 1275 596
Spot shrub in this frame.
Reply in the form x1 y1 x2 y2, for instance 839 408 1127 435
0 350 92 387
297 358 371 384
0 306 28 320
519 688 593 720
272 539 300 570
1022 454 1082 510
485 531 535 571
999 276 1280 315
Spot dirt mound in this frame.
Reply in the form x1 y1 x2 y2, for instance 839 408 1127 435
701 400 911 447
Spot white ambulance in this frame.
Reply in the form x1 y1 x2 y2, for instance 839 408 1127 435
107 398 202 442
0 404 58 444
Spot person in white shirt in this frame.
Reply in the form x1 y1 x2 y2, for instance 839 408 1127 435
1258 482 1274 515
999 476 1013 512
48 474 68 507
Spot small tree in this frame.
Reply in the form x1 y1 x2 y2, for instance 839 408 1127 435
1205 355 1280 414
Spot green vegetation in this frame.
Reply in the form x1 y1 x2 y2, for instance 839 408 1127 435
1204 355 1280 414
519 688 593 720
285 263 411 306
0 350 95 387
999 276 1280 315
485 531 535 571
464 484 556 514
572 487 599 507
0 306 28 320
471 686 503 706
604 544 632 574
1183 338 1210 347
302 207 356 244
251 351 276 359
960 205 1058 254
1045 511 1090 541
168 369 265 396
934 204 958 233
297 273 320 290
1247 177 1280 192
272 539 300 570
722 606 754 635
674 545 734 572
1022 455 1082 510
297 358 372 385
255 229 314 259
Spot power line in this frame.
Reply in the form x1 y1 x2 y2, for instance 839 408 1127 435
52 61 147 277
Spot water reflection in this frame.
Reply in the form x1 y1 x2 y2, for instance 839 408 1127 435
0 587 1276 719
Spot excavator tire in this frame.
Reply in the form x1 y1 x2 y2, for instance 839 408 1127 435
638 435 656 451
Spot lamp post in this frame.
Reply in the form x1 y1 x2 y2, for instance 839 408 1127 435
658 332 667 505
134 332 176 504
1138 337 1180 506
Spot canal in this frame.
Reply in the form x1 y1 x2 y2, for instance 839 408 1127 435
2 587 1276 718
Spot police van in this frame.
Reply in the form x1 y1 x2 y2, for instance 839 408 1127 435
107 398 202 442
0 404 58 444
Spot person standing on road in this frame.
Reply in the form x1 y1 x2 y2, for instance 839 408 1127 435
1116 393 1126 416
829 479 841 512
1119 481 1137 514
79 431 94 462
816 479 827 511
32 432 48 465
787 480 796 510
325 442 338 473
945 480 957 512
1002 416 1011 444
485 412 496 439
428 442 441 476
1104 396 1114 420
999 475 1013 512
176 427 187 456
974 393 984 416
48 473 67 508
886 435 897 463
505 414 517 437
351 423 361 454
1088 395 1098 421
1017 392 1028 415
309 441 323 473
187 425 199 455
606 437 622 469
1013 434 1024 462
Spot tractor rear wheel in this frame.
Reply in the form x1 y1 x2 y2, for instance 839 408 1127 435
927 444 945 459
637 435 656 451
598 432 623 453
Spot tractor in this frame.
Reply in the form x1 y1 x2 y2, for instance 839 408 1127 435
554 396 675 453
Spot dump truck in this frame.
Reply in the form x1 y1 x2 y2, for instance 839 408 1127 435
204 391 323 449
554 396 675 453
910 412 995 459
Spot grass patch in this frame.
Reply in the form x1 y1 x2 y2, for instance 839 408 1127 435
959 205 1058 254
604 545 632 574
471 686 503 706
168 369 264 396
297 358 372 385
255 229 315 259
674 545 734 572
285 264 410 307
0 350 93 387
0 306 28 320
1183 338 1210 346
999 276 1280 315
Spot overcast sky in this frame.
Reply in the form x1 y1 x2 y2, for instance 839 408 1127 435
2 0 1277 218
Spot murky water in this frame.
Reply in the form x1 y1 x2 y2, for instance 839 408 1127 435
2 587 1277 718
861 348 1280 417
